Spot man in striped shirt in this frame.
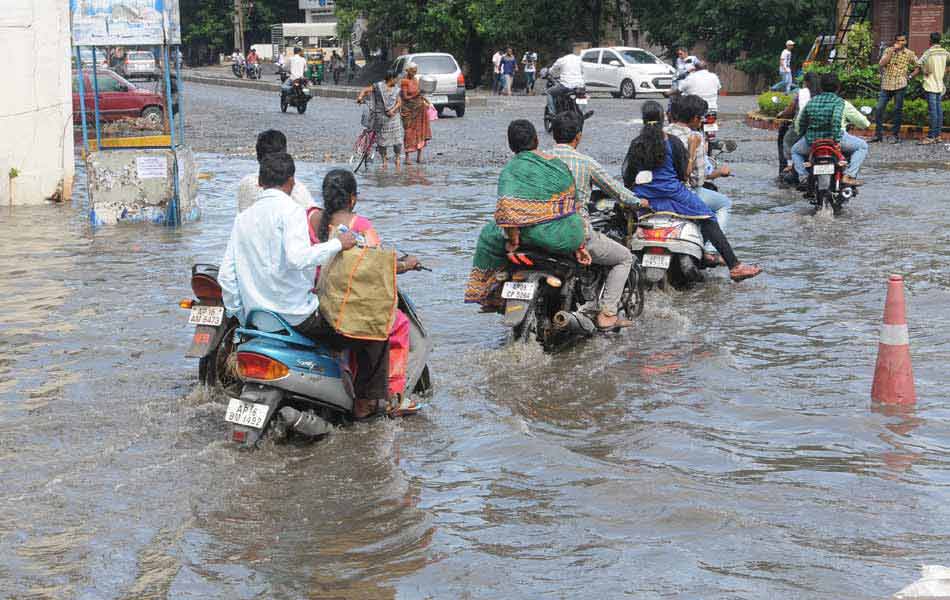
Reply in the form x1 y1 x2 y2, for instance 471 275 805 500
549 111 648 331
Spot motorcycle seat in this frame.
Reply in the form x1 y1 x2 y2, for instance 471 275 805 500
506 248 576 272
238 309 318 348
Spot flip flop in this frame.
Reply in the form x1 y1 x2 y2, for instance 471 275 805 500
388 394 421 418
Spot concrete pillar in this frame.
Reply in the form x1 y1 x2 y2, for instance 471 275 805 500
0 1 74 205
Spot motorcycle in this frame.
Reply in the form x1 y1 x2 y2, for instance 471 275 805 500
488 197 644 351
628 140 737 289
803 138 856 215
276 64 289 83
541 70 593 133
180 266 434 448
281 78 312 114
231 60 245 78
245 62 262 80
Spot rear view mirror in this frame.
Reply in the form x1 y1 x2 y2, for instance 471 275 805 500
635 171 653 185
608 60 622 67
860 105 873 115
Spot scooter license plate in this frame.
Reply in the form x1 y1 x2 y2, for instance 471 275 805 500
575 97 589 105
703 123 719 133
225 398 269 429
813 163 835 175
189 306 224 326
501 281 537 300
642 254 672 269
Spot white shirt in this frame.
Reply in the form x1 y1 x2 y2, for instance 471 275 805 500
780 49 792 72
522 52 537 72
289 54 307 80
492 52 502 74
551 53 584 89
232 52 244 64
679 69 721 112
237 174 313 213
219 187 342 326
795 87 811 116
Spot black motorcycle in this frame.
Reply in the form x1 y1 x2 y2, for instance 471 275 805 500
542 71 593 133
245 62 262 80
231 61 244 78
487 197 643 351
280 78 312 114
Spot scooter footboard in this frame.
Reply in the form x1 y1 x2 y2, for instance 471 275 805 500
227 384 283 448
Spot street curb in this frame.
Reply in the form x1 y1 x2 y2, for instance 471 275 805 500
744 111 948 141
181 72 489 106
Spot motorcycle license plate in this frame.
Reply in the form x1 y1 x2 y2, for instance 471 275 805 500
501 281 537 300
703 123 719 133
642 254 672 269
813 163 835 175
575 97 589 105
188 305 224 326
428 95 448 104
225 398 269 429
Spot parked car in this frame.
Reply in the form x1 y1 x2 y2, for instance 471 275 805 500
580 47 676 99
119 50 158 80
72 69 172 127
392 52 466 117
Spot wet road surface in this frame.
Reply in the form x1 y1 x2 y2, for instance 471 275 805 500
1 99 950 598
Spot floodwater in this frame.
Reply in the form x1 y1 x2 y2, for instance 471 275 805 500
1 152 948 599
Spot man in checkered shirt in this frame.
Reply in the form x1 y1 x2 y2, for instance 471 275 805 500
869 33 919 144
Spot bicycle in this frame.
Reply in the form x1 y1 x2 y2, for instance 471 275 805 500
349 103 378 173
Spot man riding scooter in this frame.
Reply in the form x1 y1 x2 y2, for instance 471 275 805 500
791 72 869 188
218 153 393 420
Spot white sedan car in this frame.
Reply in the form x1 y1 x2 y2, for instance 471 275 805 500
580 47 676 99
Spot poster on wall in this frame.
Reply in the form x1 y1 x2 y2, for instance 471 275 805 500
70 0 181 46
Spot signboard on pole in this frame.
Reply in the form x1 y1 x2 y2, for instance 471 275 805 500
299 0 335 11
70 0 182 46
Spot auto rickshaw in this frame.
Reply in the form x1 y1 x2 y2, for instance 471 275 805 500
306 50 325 85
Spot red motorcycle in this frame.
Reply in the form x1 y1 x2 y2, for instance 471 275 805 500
804 138 856 215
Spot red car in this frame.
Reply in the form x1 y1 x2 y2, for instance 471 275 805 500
72 69 172 126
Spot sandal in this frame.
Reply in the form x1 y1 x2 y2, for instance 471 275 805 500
388 394 421 417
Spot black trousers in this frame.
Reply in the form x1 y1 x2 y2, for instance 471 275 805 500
294 312 390 405
699 219 739 269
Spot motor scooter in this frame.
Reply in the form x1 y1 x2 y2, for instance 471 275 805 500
541 69 593 133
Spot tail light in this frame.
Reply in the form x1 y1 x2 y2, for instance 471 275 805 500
191 274 222 300
647 247 667 254
179 299 194 309
457 73 465 86
236 352 289 380
704 114 715 124
642 226 677 241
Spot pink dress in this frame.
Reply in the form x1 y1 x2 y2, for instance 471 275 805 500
307 209 411 396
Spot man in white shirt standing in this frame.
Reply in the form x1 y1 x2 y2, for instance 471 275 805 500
547 50 585 116
678 60 722 113
219 153 391 419
771 40 795 93
237 129 314 213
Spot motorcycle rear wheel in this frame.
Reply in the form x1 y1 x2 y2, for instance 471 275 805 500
280 97 288 113
198 322 243 396
297 103 307 114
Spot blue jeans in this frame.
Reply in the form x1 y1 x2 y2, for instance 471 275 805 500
926 92 944 139
792 132 868 178
875 87 906 137
770 70 793 93
525 71 536 92
696 186 731 253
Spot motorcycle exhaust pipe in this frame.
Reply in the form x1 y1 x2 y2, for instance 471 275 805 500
553 310 597 335
279 407 333 437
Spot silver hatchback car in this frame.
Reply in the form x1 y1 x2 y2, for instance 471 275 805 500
120 51 158 80
392 52 467 118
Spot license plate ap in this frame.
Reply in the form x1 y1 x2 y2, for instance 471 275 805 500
813 163 835 175
225 398 269 429
189 305 224 326
502 281 537 300
642 254 672 269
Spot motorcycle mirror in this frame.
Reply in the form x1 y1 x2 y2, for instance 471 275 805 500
635 171 653 185
724 140 738 152
860 105 873 115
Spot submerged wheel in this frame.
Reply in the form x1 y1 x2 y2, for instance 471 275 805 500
198 321 243 396
620 265 645 318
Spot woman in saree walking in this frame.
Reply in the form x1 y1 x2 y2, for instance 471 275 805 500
400 62 432 164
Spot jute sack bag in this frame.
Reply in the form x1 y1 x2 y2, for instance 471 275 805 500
316 245 398 341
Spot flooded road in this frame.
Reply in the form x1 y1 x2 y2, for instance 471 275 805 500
1 149 948 599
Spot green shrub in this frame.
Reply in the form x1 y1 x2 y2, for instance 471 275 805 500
851 97 950 127
757 91 792 116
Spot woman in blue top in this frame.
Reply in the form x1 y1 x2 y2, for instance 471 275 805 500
622 101 761 282
500 47 517 96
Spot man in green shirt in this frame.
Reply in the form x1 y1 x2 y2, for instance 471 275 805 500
917 32 949 144
791 72 868 186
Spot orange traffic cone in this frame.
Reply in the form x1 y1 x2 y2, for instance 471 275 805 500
871 274 916 405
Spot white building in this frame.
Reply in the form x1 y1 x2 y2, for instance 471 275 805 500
0 1 74 205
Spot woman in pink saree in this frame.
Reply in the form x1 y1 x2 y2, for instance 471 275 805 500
307 170 420 415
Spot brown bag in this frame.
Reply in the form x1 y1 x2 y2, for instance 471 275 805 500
316 245 397 341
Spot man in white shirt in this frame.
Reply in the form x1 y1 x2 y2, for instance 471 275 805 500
219 153 390 418
237 129 314 213
282 47 307 93
678 60 721 113
771 40 795 93
547 51 585 115
491 49 503 94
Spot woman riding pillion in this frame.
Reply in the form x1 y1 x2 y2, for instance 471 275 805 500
623 101 762 282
